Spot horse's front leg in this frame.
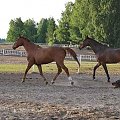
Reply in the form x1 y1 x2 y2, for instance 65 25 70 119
102 63 110 82
93 63 101 80
22 62 34 83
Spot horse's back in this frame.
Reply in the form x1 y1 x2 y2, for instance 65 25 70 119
34 47 66 64
47 47 66 58
39 46 63 53
97 48 120 63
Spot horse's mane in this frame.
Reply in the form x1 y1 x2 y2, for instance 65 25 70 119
20 36 42 48
20 36 30 42
88 37 109 48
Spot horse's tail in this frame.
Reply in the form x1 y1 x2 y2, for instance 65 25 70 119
64 47 80 73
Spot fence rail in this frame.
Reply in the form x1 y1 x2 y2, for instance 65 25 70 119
0 49 96 63
0 49 26 57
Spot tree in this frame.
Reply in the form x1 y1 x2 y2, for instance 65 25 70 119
36 18 48 43
23 19 37 42
7 18 24 42
99 0 120 47
71 0 93 39
55 2 74 44
71 0 120 47
46 17 56 45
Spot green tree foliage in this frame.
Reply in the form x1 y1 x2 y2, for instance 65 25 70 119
7 17 56 43
36 18 48 43
23 19 37 42
55 1 81 44
6 0 120 47
46 17 56 45
71 0 98 41
7 18 24 42
55 2 73 44
71 0 120 47
99 0 120 47
7 18 37 42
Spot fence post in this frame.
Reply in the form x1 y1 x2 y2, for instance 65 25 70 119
3 49 5 55
20 51 23 57
90 55 92 61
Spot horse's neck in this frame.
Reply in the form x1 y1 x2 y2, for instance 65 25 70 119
89 40 107 54
23 41 36 53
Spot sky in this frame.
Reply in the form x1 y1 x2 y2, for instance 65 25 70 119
0 0 75 39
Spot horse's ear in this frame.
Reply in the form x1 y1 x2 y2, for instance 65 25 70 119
86 35 89 38
19 34 24 38
19 34 21 38
85 35 89 39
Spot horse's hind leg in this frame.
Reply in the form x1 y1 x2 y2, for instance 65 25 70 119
22 62 33 83
93 63 101 80
58 62 74 85
51 63 62 84
37 65 48 85
102 63 110 82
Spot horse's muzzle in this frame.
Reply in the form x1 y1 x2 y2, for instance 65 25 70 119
12 45 16 50
79 45 84 50
79 46 81 50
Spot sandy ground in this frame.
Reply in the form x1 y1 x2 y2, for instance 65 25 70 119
0 72 120 119
0 48 120 119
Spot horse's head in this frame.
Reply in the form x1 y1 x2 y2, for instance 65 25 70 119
79 36 91 50
12 36 24 49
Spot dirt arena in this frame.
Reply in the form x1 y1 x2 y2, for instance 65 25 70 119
0 47 120 119
0 69 120 119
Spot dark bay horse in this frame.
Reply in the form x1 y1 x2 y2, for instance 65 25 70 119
79 36 120 82
13 36 80 85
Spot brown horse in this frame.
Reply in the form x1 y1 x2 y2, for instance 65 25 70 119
12 36 80 85
79 36 120 82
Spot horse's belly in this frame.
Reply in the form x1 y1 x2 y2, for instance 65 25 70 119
97 54 120 63
35 58 54 65
104 56 120 63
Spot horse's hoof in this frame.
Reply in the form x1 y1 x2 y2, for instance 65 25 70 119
45 81 48 85
21 80 25 83
71 81 74 86
51 81 55 84
76 71 80 74
21 79 25 83
108 79 110 82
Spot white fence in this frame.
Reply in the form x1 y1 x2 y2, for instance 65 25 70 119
0 49 26 57
78 55 96 63
0 49 96 63
66 53 96 63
